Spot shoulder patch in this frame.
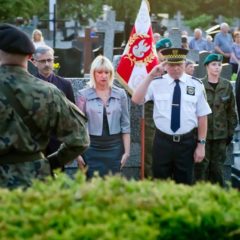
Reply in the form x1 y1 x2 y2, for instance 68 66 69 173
192 76 202 84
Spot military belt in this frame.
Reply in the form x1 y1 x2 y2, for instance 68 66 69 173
0 151 45 164
156 128 197 143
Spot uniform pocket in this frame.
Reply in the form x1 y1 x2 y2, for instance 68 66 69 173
155 94 171 111
183 95 197 112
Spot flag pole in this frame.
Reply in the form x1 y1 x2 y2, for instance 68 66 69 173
115 0 158 180
140 104 145 180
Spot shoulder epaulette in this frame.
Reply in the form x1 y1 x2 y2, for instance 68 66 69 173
153 76 163 80
192 76 202 84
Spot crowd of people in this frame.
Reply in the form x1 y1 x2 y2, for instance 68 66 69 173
169 23 240 73
0 22 240 190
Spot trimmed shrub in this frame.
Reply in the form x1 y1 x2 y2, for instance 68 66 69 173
0 173 240 240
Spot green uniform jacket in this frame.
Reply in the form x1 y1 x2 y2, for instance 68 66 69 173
0 65 90 165
202 76 237 140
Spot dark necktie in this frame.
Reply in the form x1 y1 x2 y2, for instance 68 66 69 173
171 79 181 132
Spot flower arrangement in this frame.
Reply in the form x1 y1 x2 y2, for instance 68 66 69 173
53 62 60 73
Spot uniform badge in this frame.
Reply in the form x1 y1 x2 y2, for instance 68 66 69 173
186 86 195 95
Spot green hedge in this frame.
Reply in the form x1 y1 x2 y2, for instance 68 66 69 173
0 173 240 240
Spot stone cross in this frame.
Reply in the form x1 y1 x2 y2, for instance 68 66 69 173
31 16 39 29
173 11 184 28
215 15 224 24
233 17 240 29
168 28 182 48
77 28 99 73
96 10 124 60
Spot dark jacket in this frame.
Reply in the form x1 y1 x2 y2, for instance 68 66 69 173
35 73 76 155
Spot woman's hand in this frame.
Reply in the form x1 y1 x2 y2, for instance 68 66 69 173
120 153 130 169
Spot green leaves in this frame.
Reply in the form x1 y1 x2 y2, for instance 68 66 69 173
0 173 240 239
0 0 46 22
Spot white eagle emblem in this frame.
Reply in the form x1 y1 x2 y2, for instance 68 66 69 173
132 39 150 58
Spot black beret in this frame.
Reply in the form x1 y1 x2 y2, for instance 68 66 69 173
0 23 35 55
161 47 189 64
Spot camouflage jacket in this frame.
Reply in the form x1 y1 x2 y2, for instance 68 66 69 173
202 76 237 140
0 65 89 165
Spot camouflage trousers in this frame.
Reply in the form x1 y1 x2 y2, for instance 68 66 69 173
194 139 227 186
144 102 155 178
0 159 51 190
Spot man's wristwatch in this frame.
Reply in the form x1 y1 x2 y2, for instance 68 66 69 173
198 139 206 145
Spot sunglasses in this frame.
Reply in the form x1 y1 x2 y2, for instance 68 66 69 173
36 58 54 64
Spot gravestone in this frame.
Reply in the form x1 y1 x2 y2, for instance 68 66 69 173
230 125 239 188
168 28 182 48
194 51 210 78
69 78 142 180
215 15 224 24
173 11 184 29
221 64 232 80
54 48 83 77
233 18 240 29
187 49 199 63
96 10 125 60
72 28 99 74
232 126 240 189
31 15 39 29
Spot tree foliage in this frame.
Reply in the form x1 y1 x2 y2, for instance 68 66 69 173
57 0 104 25
0 0 46 22
1 0 240 28
184 14 214 30
103 0 142 22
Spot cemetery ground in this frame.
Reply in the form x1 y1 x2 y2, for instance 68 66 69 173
0 171 240 240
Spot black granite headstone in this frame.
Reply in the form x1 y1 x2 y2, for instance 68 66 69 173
54 48 83 77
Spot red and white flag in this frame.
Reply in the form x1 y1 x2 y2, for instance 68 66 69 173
116 0 158 94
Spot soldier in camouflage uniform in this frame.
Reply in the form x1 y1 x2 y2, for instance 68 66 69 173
194 54 237 186
0 24 89 189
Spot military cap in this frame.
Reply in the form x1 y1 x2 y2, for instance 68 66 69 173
204 53 223 65
156 38 172 51
0 23 35 55
161 47 189 64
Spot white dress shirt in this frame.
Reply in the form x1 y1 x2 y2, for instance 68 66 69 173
145 73 212 135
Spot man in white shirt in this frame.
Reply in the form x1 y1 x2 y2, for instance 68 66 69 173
132 48 211 184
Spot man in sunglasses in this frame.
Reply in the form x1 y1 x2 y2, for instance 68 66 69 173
33 46 79 176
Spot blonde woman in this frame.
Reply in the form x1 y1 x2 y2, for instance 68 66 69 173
32 29 46 48
77 55 130 178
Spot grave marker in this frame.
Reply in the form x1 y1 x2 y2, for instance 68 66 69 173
168 28 182 48
74 28 99 73
54 48 83 77
96 10 124 60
